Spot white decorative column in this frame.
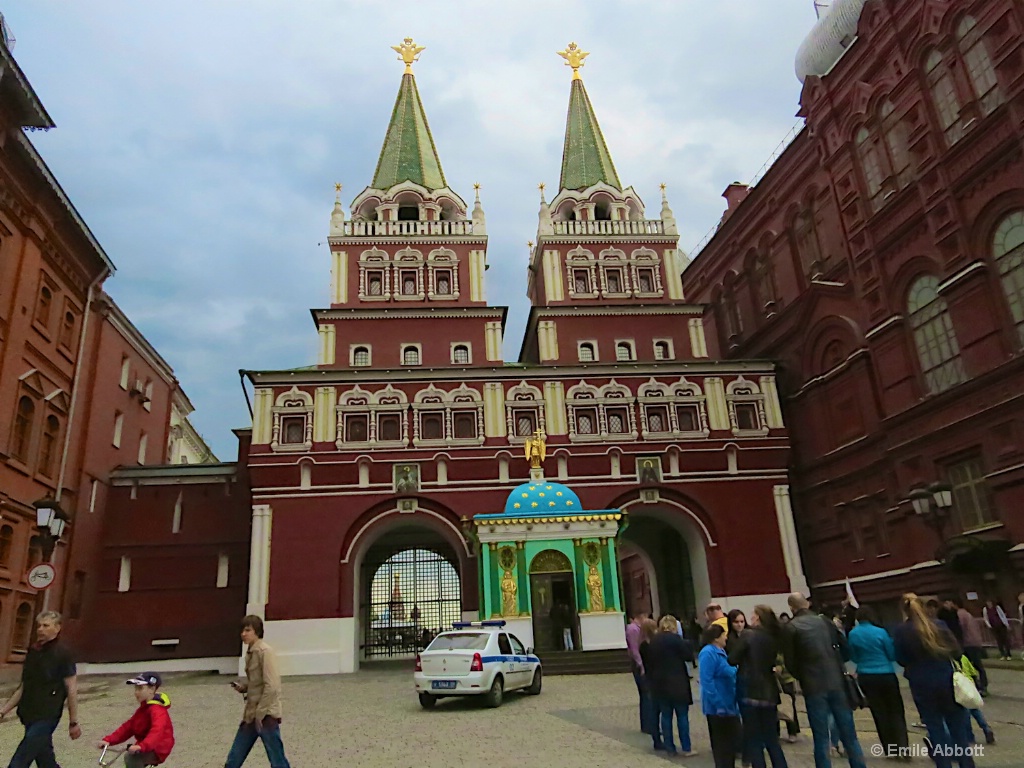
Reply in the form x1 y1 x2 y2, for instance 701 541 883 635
246 504 273 617
773 485 809 594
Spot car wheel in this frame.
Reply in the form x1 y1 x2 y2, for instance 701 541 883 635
527 667 542 695
418 692 437 709
485 675 504 708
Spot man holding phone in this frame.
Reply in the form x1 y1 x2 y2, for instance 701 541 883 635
224 615 291 768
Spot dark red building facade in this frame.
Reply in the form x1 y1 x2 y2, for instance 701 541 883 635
683 0 1024 616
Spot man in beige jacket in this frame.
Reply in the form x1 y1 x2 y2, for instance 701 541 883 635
225 615 291 768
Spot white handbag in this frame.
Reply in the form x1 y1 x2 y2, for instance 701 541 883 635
952 662 984 710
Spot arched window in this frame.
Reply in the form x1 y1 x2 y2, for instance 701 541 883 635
856 126 885 205
615 342 635 362
881 101 912 187
0 524 13 567
58 311 76 348
38 415 60 478
907 275 966 394
723 288 743 339
452 345 470 364
352 346 371 366
578 342 595 362
925 49 963 143
754 254 777 310
793 209 823 275
993 211 1024 344
957 16 1000 114
35 285 53 327
653 341 671 361
12 602 33 653
11 396 35 463
402 346 420 366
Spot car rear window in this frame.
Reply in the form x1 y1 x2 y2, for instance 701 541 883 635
428 633 489 651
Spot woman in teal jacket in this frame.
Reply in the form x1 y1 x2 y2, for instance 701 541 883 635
699 623 740 768
847 606 908 757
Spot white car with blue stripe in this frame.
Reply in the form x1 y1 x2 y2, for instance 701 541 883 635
413 620 542 708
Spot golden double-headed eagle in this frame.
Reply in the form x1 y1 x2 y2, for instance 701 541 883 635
392 38 426 74
557 42 590 80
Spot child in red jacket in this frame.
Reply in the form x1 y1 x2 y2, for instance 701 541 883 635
97 672 175 767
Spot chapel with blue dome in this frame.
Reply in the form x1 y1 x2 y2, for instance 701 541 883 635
471 435 627 654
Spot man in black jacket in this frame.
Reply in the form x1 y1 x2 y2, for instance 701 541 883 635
0 611 81 768
782 593 867 768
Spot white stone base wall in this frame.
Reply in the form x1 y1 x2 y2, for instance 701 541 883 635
79 657 238 676
262 618 357 676
579 611 627 650
709 593 794 620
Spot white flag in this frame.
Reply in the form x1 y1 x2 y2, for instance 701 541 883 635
844 577 860 609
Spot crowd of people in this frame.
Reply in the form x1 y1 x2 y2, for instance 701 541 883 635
626 591 1009 768
0 611 289 768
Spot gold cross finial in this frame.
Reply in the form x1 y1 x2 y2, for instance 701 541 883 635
391 37 425 75
557 42 590 80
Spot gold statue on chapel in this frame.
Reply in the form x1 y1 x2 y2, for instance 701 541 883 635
524 428 547 469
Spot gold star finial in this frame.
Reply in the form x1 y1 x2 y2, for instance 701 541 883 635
538 182 546 203
527 240 534 251
392 37 426 75
659 183 667 192
557 42 590 80
334 182 342 201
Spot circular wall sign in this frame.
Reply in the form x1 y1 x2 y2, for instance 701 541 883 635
27 563 56 590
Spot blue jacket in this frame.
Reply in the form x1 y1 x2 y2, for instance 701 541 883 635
698 643 739 716
848 621 896 675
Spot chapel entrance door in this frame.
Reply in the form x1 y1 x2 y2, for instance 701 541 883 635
529 549 578 653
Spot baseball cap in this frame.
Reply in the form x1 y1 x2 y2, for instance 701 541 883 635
125 672 162 688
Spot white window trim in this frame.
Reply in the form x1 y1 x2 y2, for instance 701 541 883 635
504 381 546 444
119 356 130 390
401 343 423 366
118 556 131 592
577 340 599 363
726 377 770 437
358 248 391 301
630 249 664 298
335 384 411 449
653 338 675 361
270 386 314 452
216 553 230 588
450 342 473 365
427 248 460 300
614 339 637 362
566 381 638 442
349 344 373 367
112 412 124 448
137 432 148 465
143 380 153 412
637 378 711 439
393 248 426 301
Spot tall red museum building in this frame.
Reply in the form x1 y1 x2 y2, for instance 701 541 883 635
683 0 1024 615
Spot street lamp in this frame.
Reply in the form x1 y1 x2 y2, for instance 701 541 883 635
909 482 954 540
32 498 69 561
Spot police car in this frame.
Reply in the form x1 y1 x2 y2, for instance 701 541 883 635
413 620 542 709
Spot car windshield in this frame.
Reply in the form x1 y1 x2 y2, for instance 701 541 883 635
427 632 489 651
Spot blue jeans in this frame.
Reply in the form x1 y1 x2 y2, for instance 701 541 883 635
225 719 291 768
8 718 61 768
913 689 975 768
655 697 691 753
632 670 655 736
967 707 990 741
805 690 867 768
742 703 788 768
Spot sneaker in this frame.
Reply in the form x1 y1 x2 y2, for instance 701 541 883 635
680 750 699 757
985 729 996 745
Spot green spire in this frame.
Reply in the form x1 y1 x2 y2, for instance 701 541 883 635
371 72 447 191
558 78 622 192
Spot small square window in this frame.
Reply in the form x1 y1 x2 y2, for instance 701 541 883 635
435 269 453 295
575 408 598 435
452 344 470 364
735 403 759 431
367 271 384 296
345 414 368 442
606 407 629 434
616 342 635 362
646 406 670 433
676 405 700 432
454 411 477 439
514 410 537 436
352 346 371 366
281 416 305 444
378 413 402 442
421 411 444 440
403 346 421 365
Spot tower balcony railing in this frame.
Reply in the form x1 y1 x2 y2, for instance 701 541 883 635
550 219 666 236
338 220 479 237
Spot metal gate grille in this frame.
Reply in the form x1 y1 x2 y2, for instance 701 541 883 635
363 548 461 659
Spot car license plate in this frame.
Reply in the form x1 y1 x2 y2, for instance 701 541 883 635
431 680 457 690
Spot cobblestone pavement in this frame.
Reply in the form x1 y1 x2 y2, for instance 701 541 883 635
0 666 1021 767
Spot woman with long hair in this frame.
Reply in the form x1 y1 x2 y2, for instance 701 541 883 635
894 593 975 768
700 623 741 768
725 609 747 655
848 605 908 758
637 617 662 751
728 605 788 768
643 615 697 757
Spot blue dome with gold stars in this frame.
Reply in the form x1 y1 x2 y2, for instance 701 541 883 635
504 481 581 515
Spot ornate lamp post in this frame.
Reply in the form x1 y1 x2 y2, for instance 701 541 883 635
32 498 69 561
909 482 954 542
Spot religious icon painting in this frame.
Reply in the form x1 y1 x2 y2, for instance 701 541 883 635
393 463 421 494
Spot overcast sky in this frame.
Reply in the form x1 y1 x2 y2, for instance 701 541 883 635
5 1 818 460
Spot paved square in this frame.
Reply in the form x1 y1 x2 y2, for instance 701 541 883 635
1 666 1021 766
